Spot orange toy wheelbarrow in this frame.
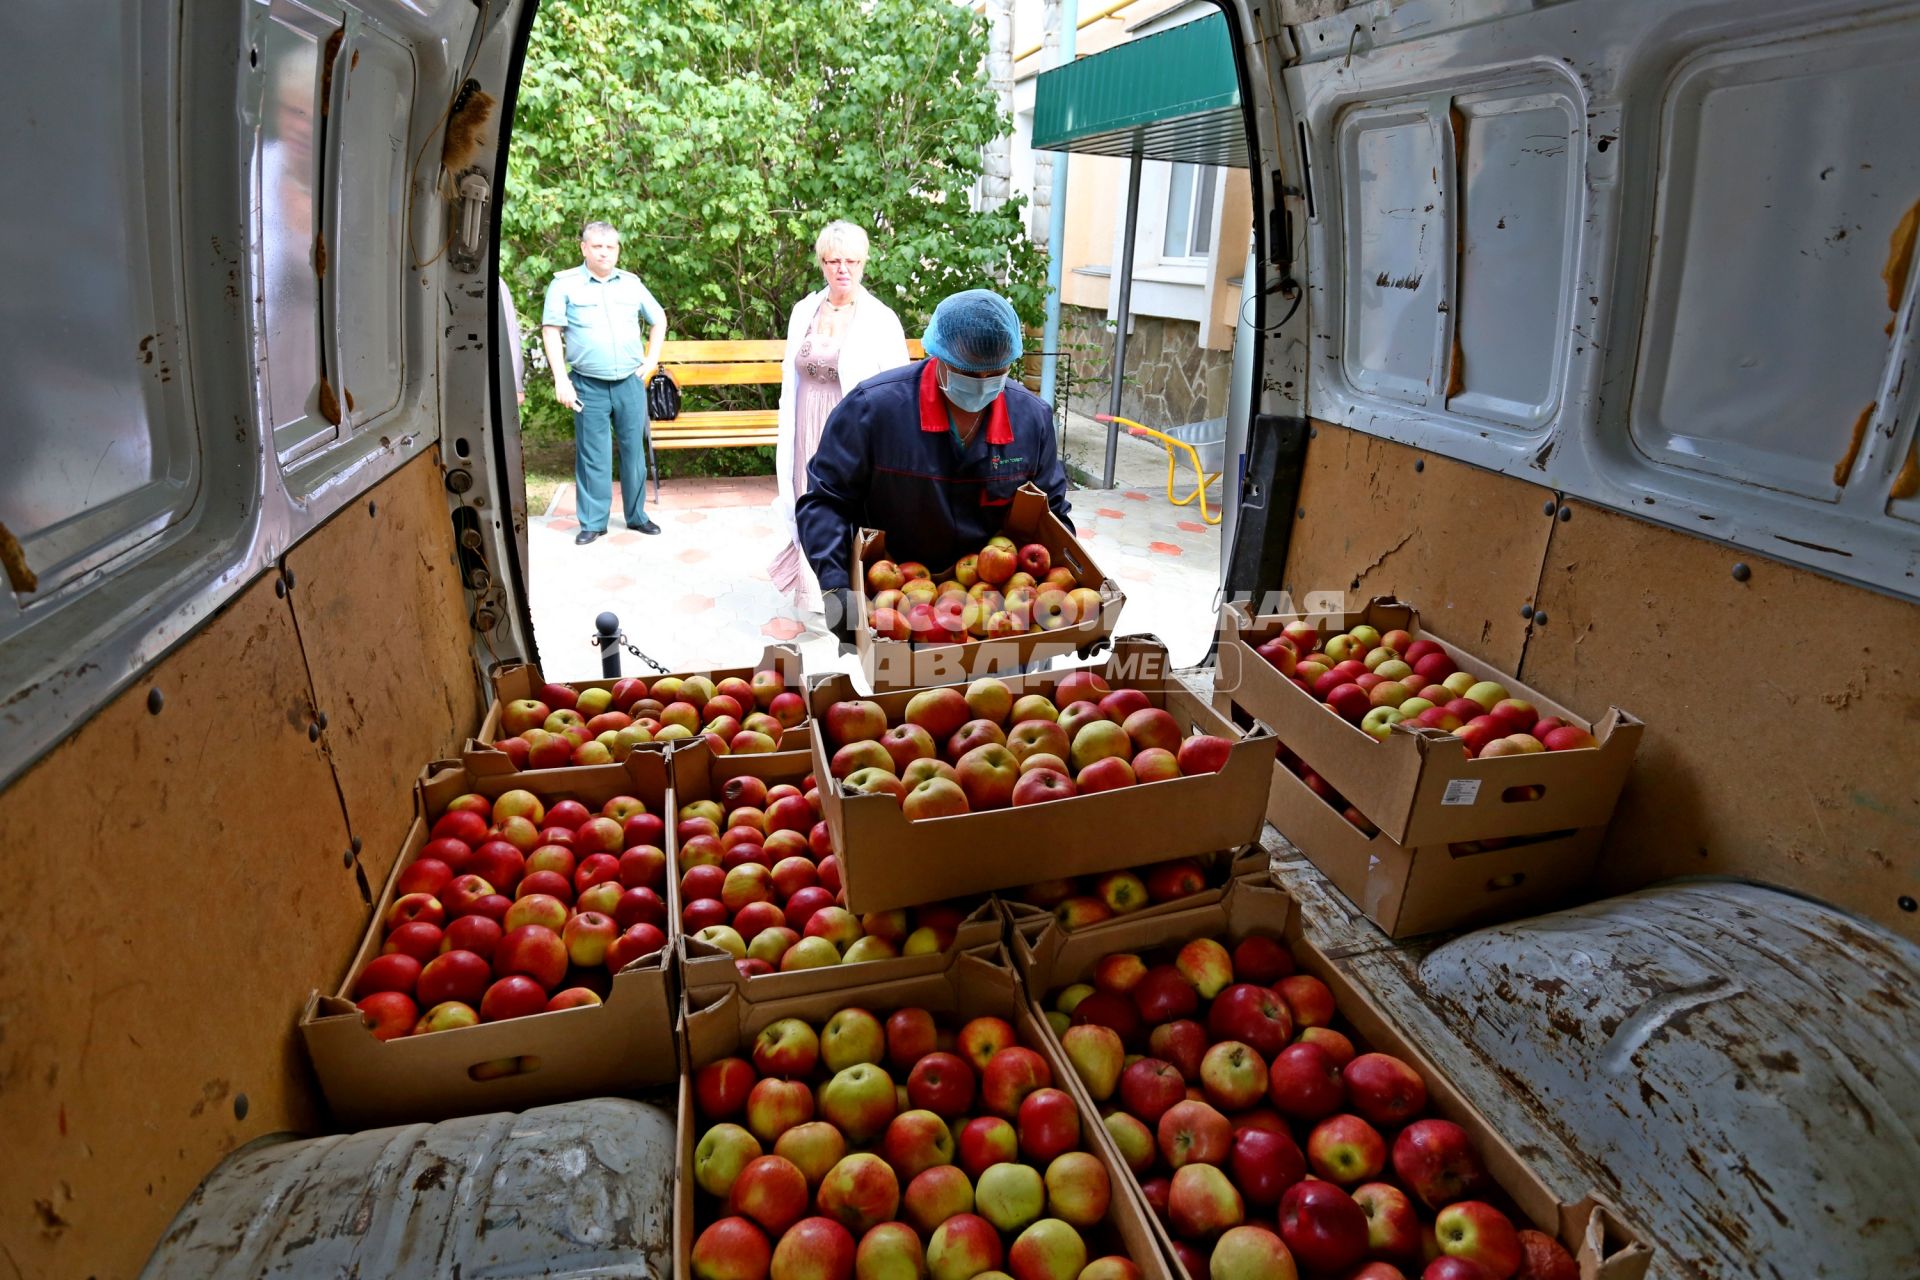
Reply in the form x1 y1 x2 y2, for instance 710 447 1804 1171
1095 414 1226 526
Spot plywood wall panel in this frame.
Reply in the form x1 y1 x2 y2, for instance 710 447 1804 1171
286 451 485 886
1283 423 1557 672
0 577 364 1280
1520 500 1920 942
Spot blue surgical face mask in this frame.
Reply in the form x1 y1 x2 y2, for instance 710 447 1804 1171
940 368 1008 414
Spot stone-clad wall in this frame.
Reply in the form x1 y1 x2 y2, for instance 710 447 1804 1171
1056 304 1232 428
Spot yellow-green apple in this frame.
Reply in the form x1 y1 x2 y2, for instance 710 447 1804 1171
1515 1229 1578 1280
1230 1124 1306 1208
502 699 551 735
355 991 417 1041
868 559 905 593
1083 872 1142 916
1374 658 1415 683
1081 1259 1142 1280
1102 1108 1155 1174
692 1127 765 1204
1010 694 1059 723
881 1109 956 1181
902 1164 975 1237
901 757 959 790
1035 1153 1105 1232
1277 974 1336 1028
772 1121 845 1192
948 718 1007 759
691 1216 771 1280
1052 896 1112 929
412 999 479 1034
695 1057 756 1121
769 1215 856 1280
1118 1058 1186 1128
1277 1179 1368 1273
1010 769 1075 807
1169 1163 1244 1239
1230 935 1294 984
1039 565 1075 592
962 678 1014 725
696 925 747 960
879 723 936 772
752 1017 819 1078
1054 984 1094 1016
956 1017 1014 1073
819 1064 898 1145
1200 1041 1270 1112
803 906 861 952
1307 1113 1387 1184
478 972 547 1020
1268 1041 1344 1121
1060 1025 1124 1100
1132 964 1200 1024
1066 587 1104 625
1149 1020 1209 1082
607 922 666 970
1175 734 1233 775
820 1008 885 1073
1210 1226 1299 1280
1006 719 1070 764
1169 938 1230 999
1391 1118 1489 1210
1066 718 1130 772
1297 1026 1356 1066
902 924 954 955
729 1153 810 1236
1158 1098 1234 1170
974 1161 1045 1233
1015 1088 1080 1162
745 1077 815 1145
722 864 776 914
748 669 784 708
843 768 907 803
1055 701 1106 745
1209 983 1294 1059
747 926 799 967
904 687 972 740
1294 661 1330 687
1353 1181 1422 1261
906 1050 975 1117
1008 1218 1086 1280
1343 1052 1428 1128
926 1213 1003 1280
1362 645 1396 671
1435 1201 1523 1278
954 744 1019 809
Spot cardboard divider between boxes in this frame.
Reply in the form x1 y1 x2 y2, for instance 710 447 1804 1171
299 750 681 1127
808 636 1278 914
854 484 1126 690
666 739 1008 1001
468 643 812 776
1012 875 1652 1280
675 946 1171 1280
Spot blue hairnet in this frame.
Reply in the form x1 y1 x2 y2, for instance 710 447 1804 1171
922 289 1023 372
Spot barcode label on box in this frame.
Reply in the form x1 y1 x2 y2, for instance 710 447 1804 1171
1442 778 1482 806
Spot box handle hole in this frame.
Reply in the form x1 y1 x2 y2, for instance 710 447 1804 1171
468 1053 542 1082
1485 872 1526 892
1501 784 1545 803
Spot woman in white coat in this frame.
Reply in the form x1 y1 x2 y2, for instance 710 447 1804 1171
770 221 911 610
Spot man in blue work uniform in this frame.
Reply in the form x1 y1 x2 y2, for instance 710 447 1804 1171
541 220 667 543
798 288 1073 642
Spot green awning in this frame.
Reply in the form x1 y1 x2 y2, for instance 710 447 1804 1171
1032 12 1246 168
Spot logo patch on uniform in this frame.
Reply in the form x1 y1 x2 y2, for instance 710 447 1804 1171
994 454 1027 469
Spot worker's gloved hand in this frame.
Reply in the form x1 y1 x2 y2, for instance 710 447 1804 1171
828 587 859 653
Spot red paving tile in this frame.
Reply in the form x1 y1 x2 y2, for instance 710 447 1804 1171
1096 508 1127 520
596 575 638 592
1148 541 1183 556
550 517 579 530
1123 491 1150 501
761 617 806 641
676 548 710 564
1177 520 1210 534
606 531 641 545
676 594 715 614
747 525 776 539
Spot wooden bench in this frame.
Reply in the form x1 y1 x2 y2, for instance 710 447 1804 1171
651 338 925 450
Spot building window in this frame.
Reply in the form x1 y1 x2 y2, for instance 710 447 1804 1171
1162 162 1217 260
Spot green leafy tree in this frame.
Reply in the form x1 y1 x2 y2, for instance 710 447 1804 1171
504 0 1046 452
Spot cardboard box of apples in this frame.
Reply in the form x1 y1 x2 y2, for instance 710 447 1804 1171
807 637 1277 914
666 739 1010 1000
1265 746 1607 938
470 644 810 776
299 751 679 1126
853 484 1125 690
1013 876 1653 1280
998 847 1273 942
677 947 1170 1280
1214 600 1641 847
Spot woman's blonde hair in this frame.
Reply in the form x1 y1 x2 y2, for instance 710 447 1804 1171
815 220 870 263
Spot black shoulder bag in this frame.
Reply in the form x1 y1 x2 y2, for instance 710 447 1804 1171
646 368 681 421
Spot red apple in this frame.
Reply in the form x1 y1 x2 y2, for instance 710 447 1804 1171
354 991 417 1041
816 1151 901 1236
479 974 547 1021
1168 1162 1244 1239
1132 965 1200 1024
1118 1058 1186 1129
769 1216 855 1280
1353 1181 1423 1262
607 923 665 971
955 1016 1015 1074
1392 1119 1490 1210
1276 974 1336 1029
696 1057 757 1120
1209 983 1295 1059
1144 859 1207 901
1268 1042 1345 1121
1307 1113 1387 1185
729 1154 810 1236
1149 1020 1209 1083
981 1046 1052 1118
353 952 421 999
1514 1230 1579 1280
1435 1202 1523 1279
1229 1125 1306 1207
1230 935 1295 984
956 1114 1018 1178
1425 1260 1495 1280
1157 1098 1233 1169
1277 1179 1369 1274
1343 1052 1429 1128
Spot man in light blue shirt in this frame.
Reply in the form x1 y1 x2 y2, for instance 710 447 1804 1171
541 221 668 542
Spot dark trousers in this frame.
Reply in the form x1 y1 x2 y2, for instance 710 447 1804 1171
572 371 649 531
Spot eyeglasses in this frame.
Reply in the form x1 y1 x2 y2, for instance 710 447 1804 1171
821 258 865 269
